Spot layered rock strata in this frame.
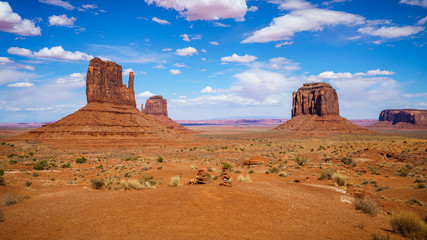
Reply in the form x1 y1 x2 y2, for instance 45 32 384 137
370 109 427 129
275 82 366 132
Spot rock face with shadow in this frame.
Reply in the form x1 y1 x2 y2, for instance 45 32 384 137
369 109 427 129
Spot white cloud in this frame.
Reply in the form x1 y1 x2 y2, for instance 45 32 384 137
201 49 207 53
242 0 364 43
358 26 424 38
153 64 166 69
275 41 294 48
417 16 427 25
55 73 85 88
170 69 182 75
269 57 300 71
213 22 231 27
181 33 191 41
317 71 353 79
176 47 198 56
0 68 38 86
247 6 258 12
399 0 427 8
123 68 134 76
174 63 187 68
162 48 173 51
348 36 361 40
200 68 207 71
0 2 41 36
137 91 155 98
145 0 248 21
39 0 75 10
201 86 214 93
0 57 11 63
7 46 93 61
152 17 171 25
221 53 257 63
48 14 76 27
201 58 206 61
354 69 395 76
0 57 34 70
7 82 35 88
209 41 219 45
81 4 98 9
402 92 427 98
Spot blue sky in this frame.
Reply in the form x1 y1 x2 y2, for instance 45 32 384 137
0 0 426 122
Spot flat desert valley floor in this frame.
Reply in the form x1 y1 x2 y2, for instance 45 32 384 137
0 126 426 239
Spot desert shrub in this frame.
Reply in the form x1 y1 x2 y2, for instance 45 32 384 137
333 174 346 186
157 156 164 163
75 157 86 164
32 172 39 177
168 175 181 187
235 169 242 173
248 169 254 174
414 177 425 183
295 157 307 166
278 172 289 177
397 167 410 177
9 159 17 164
3 193 19 206
62 163 71 168
354 197 378 216
0 169 3 176
91 179 104 189
25 181 32 187
319 168 335 180
391 210 427 239
124 172 132 178
341 157 355 166
120 179 155 190
414 184 426 189
221 162 233 172
0 177 5 186
269 167 280 173
33 160 48 170
237 175 252 183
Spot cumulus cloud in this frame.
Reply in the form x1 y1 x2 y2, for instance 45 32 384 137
201 86 214 93
39 0 75 10
152 17 171 25
7 82 35 88
0 56 35 70
0 2 41 36
242 0 364 43
209 41 219 45
48 14 76 27
354 69 395 76
174 63 187 68
221 53 257 63
358 26 424 38
181 33 191 41
39 0 76 10
137 91 155 98
247 6 258 12
399 0 427 8
153 64 166 69
145 0 248 21
311 69 395 80
176 47 198 56
7 46 93 61
55 73 85 88
123 68 134 76
0 68 39 86
170 69 182 75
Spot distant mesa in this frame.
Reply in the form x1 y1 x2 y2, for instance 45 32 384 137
11 57 191 147
370 109 427 129
275 82 367 132
142 95 196 134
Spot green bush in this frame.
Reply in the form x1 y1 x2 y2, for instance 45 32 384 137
75 157 86 164
33 160 48 170
221 162 233 172
157 156 164 163
62 163 71 168
397 167 410 177
295 157 307 166
319 168 335 180
341 157 355 166
0 169 4 176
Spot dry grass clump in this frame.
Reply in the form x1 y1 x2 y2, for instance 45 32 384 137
391 210 427 239
91 178 104 189
3 193 28 206
332 173 346 186
121 179 155 190
237 175 252 183
319 168 335 180
168 175 182 187
354 197 378 216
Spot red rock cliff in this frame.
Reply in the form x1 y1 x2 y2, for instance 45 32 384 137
144 95 168 116
292 82 339 117
86 57 136 107
379 109 427 125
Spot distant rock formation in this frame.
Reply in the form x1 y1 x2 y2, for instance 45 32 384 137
369 109 427 129
292 82 339 117
12 58 192 146
86 57 136 107
275 82 367 132
143 95 168 116
143 96 196 134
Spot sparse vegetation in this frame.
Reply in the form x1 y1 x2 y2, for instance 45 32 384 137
91 178 104 189
221 162 233 172
295 157 307 166
62 162 71 168
397 167 410 177
75 157 87 164
391 210 427 239
168 175 181 187
157 155 164 163
33 160 48 170
354 197 378 216
371 233 389 240
0 177 5 186
3 193 21 206
319 168 335 180
332 173 346 186
341 157 355 166
237 175 252 183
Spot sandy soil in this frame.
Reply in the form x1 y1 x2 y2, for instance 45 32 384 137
0 127 426 239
